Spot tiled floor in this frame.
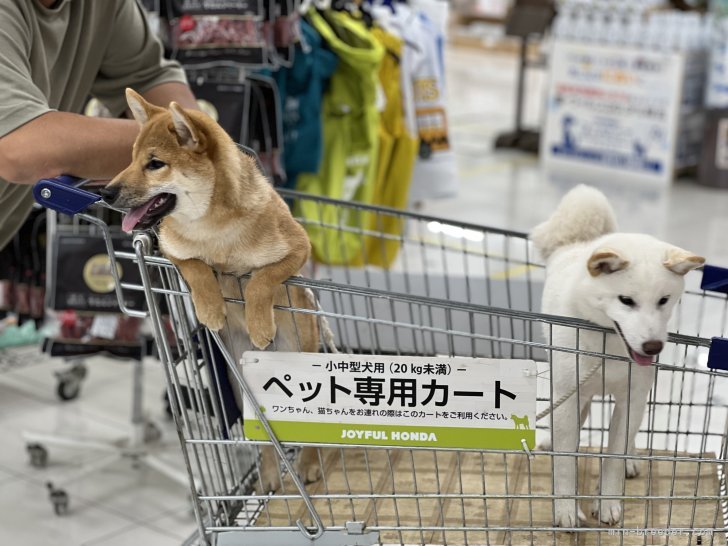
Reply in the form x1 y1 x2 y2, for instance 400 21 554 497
0 346 195 545
3 44 728 545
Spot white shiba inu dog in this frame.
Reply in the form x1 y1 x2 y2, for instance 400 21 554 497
531 185 704 528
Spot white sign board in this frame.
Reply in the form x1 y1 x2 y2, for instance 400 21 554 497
542 41 685 185
241 352 536 450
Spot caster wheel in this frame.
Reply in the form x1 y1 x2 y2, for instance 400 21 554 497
56 378 81 401
47 482 69 516
55 362 87 401
144 422 162 443
27 444 48 468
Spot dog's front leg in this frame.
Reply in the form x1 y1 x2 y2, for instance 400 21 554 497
592 378 649 525
170 257 226 331
244 251 307 350
296 446 324 484
552 394 587 528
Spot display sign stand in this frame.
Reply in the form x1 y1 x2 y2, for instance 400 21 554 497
494 0 555 154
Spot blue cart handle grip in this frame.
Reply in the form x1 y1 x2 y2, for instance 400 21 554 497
33 175 102 216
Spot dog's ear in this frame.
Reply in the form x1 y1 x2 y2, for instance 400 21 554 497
125 88 163 125
169 102 205 151
663 247 705 276
587 248 629 277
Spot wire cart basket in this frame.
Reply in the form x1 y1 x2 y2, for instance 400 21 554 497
34 177 728 546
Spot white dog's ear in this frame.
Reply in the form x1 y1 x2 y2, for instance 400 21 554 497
587 248 630 277
125 88 163 125
663 247 705 276
169 102 204 151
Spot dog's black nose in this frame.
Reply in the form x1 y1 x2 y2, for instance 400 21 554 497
642 341 663 355
98 185 119 204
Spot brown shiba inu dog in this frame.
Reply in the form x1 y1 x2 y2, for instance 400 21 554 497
103 88 323 491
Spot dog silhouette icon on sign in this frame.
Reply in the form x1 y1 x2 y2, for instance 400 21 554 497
511 414 530 430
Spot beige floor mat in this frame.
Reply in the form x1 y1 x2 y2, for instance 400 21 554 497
253 448 726 545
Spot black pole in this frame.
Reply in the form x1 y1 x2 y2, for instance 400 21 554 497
514 35 528 134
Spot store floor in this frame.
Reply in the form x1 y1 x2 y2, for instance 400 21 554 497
0 347 194 545
2 45 728 545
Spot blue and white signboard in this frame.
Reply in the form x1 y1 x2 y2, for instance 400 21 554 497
542 41 685 185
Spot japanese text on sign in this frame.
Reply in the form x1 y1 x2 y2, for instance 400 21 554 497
241 352 537 450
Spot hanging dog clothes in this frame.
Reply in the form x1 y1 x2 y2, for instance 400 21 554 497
296 9 383 265
364 27 419 267
272 20 338 189
375 2 456 202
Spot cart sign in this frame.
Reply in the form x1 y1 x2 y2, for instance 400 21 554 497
241 352 536 450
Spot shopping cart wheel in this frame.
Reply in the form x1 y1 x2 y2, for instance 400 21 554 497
46 482 69 516
27 443 48 468
55 362 87 401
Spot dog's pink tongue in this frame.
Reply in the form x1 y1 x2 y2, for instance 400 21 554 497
122 199 156 233
630 350 654 366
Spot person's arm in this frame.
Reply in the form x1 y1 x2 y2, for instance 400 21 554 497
0 0 198 185
0 82 198 185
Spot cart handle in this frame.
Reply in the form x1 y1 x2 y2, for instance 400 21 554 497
33 175 102 215
33 175 147 319
701 264 728 294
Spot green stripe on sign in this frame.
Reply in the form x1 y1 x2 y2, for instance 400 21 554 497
245 420 535 450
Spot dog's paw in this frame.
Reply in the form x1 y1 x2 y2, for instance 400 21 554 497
248 316 277 350
592 498 622 525
194 295 226 331
296 447 323 484
625 459 640 479
296 457 323 485
554 500 586 529
258 458 281 493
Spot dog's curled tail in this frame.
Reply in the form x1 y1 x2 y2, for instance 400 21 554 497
530 185 617 260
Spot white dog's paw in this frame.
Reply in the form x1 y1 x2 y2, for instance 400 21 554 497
258 458 281 493
296 457 323 484
554 500 586 529
295 447 323 484
625 458 640 479
592 498 622 525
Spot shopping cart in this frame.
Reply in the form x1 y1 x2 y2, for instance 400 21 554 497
34 176 728 545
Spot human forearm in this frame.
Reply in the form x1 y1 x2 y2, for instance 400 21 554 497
141 82 198 111
0 82 198 185
0 113 139 184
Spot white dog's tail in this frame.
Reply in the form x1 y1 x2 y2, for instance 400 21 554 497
530 185 617 260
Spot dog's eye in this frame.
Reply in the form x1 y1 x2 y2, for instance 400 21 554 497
145 159 166 171
658 296 670 306
618 296 636 307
